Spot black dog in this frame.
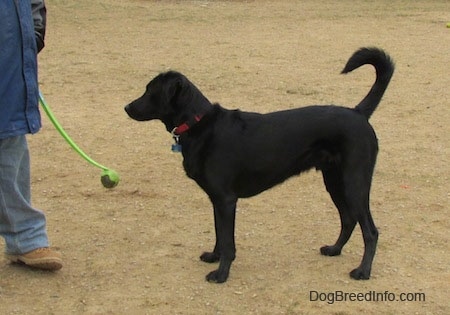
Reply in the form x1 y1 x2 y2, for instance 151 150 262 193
125 47 394 283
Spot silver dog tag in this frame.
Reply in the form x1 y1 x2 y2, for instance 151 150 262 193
171 143 182 152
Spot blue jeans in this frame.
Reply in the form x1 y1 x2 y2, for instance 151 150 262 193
0 135 49 254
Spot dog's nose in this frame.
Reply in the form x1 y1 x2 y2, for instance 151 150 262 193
124 103 142 120
124 104 134 119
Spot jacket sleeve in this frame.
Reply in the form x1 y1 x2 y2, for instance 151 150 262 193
31 0 47 53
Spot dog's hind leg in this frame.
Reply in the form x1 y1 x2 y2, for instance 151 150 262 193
202 195 238 283
350 208 378 280
344 159 379 280
320 168 357 256
321 164 378 280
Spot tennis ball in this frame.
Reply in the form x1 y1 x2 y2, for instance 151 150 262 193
101 169 120 188
447 22 450 28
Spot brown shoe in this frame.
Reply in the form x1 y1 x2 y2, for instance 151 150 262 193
6 247 63 271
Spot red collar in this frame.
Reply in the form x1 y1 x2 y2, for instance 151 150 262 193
171 115 203 137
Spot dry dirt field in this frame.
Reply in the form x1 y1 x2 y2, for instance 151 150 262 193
1 0 449 314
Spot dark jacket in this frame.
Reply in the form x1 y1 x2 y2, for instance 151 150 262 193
0 0 46 139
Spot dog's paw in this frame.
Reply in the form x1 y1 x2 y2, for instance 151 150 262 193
200 251 220 263
349 267 370 280
206 269 228 283
320 245 342 256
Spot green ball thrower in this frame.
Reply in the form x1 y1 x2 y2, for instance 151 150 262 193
39 91 119 188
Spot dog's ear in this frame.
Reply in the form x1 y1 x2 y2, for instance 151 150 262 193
161 71 209 118
169 77 184 104
160 73 184 106
166 75 194 110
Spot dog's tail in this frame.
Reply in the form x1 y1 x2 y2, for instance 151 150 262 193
341 47 395 119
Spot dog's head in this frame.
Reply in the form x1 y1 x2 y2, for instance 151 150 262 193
125 71 211 132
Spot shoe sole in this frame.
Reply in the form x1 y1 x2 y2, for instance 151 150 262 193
6 255 63 271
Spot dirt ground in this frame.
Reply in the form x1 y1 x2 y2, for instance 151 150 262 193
1 0 449 314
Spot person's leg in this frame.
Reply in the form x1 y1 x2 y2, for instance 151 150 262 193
0 135 62 270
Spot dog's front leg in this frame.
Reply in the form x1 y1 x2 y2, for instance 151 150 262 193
203 197 237 283
200 207 221 263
